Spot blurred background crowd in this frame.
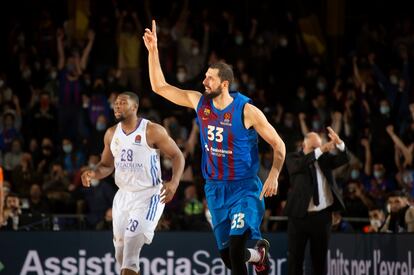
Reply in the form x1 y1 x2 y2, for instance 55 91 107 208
0 0 413 234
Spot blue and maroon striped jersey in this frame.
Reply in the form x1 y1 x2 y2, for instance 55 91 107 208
195 92 259 181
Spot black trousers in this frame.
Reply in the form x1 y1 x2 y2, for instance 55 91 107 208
287 208 332 275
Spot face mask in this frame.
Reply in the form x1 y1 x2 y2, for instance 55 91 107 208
298 92 306 100
22 70 31 80
389 75 398 85
89 163 96 170
279 37 288 47
66 64 75 73
90 179 100 187
370 219 382 228
235 36 243 46
96 122 106 131
192 47 200 56
34 62 41 71
12 147 20 154
163 158 172 169
248 83 256 91
84 79 91 86
0 80 4 88
402 171 413 184
50 71 57 80
176 72 186 83
380 106 390 115
312 121 321 130
351 169 360 180
3 88 12 101
63 144 73 153
284 119 293 128
373 170 383 180
317 81 326 91
230 82 239 91
107 77 114 83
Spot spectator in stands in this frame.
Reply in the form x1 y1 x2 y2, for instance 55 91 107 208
12 153 35 197
331 211 354 233
3 138 23 173
381 191 414 233
2 193 22 230
96 207 113 230
343 180 374 230
363 207 386 233
116 11 143 93
180 184 210 231
56 28 94 141
59 137 85 177
27 183 50 216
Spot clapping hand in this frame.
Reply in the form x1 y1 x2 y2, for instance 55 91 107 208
327 127 342 145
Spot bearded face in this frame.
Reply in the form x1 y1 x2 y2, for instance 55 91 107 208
204 85 223 100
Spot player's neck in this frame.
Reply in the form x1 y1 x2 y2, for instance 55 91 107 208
120 116 140 134
212 92 233 111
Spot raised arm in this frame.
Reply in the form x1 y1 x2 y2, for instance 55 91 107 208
244 103 286 199
81 127 115 187
56 29 65 70
80 30 95 71
143 20 201 109
147 122 185 203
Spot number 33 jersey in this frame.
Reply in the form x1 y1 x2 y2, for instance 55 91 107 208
196 92 259 181
110 118 162 191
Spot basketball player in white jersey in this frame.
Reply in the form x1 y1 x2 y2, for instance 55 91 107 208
81 92 185 275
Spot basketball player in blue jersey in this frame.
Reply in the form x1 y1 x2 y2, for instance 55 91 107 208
81 92 185 275
143 21 286 275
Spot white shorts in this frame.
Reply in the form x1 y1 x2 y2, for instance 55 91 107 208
112 186 164 244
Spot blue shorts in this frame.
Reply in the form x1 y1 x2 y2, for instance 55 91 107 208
204 176 265 250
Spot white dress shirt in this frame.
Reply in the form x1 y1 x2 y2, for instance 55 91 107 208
308 142 345 212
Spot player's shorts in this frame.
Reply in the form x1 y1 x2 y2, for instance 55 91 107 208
112 186 164 244
204 176 265 250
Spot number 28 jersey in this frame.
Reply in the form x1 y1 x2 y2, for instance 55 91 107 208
110 119 162 191
196 92 259 181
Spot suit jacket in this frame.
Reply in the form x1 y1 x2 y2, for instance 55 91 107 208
284 148 350 218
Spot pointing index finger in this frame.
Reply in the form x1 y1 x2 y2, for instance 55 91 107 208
152 20 157 36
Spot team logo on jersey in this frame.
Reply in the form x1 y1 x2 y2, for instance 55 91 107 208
134 134 142 145
201 107 212 121
220 112 232 126
204 107 211 116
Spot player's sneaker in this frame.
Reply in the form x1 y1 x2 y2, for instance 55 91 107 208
253 239 270 275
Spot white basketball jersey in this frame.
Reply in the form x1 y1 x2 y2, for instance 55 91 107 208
110 119 162 191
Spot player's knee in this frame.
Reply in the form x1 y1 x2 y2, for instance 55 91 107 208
122 234 146 271
219 248 232 270
114 238 124 266
229 235 248 264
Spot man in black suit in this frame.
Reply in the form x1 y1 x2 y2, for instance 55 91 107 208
285 127 349 275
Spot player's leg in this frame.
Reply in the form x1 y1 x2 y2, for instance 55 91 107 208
228 177 270 274
228 230 250 275
112 191 129 267
121 192 165 274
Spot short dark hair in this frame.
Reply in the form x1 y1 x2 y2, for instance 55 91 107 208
388 190 408 199
209 62 234 85
120 91 139 105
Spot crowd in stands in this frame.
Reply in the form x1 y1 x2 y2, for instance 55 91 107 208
0 0 413 233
